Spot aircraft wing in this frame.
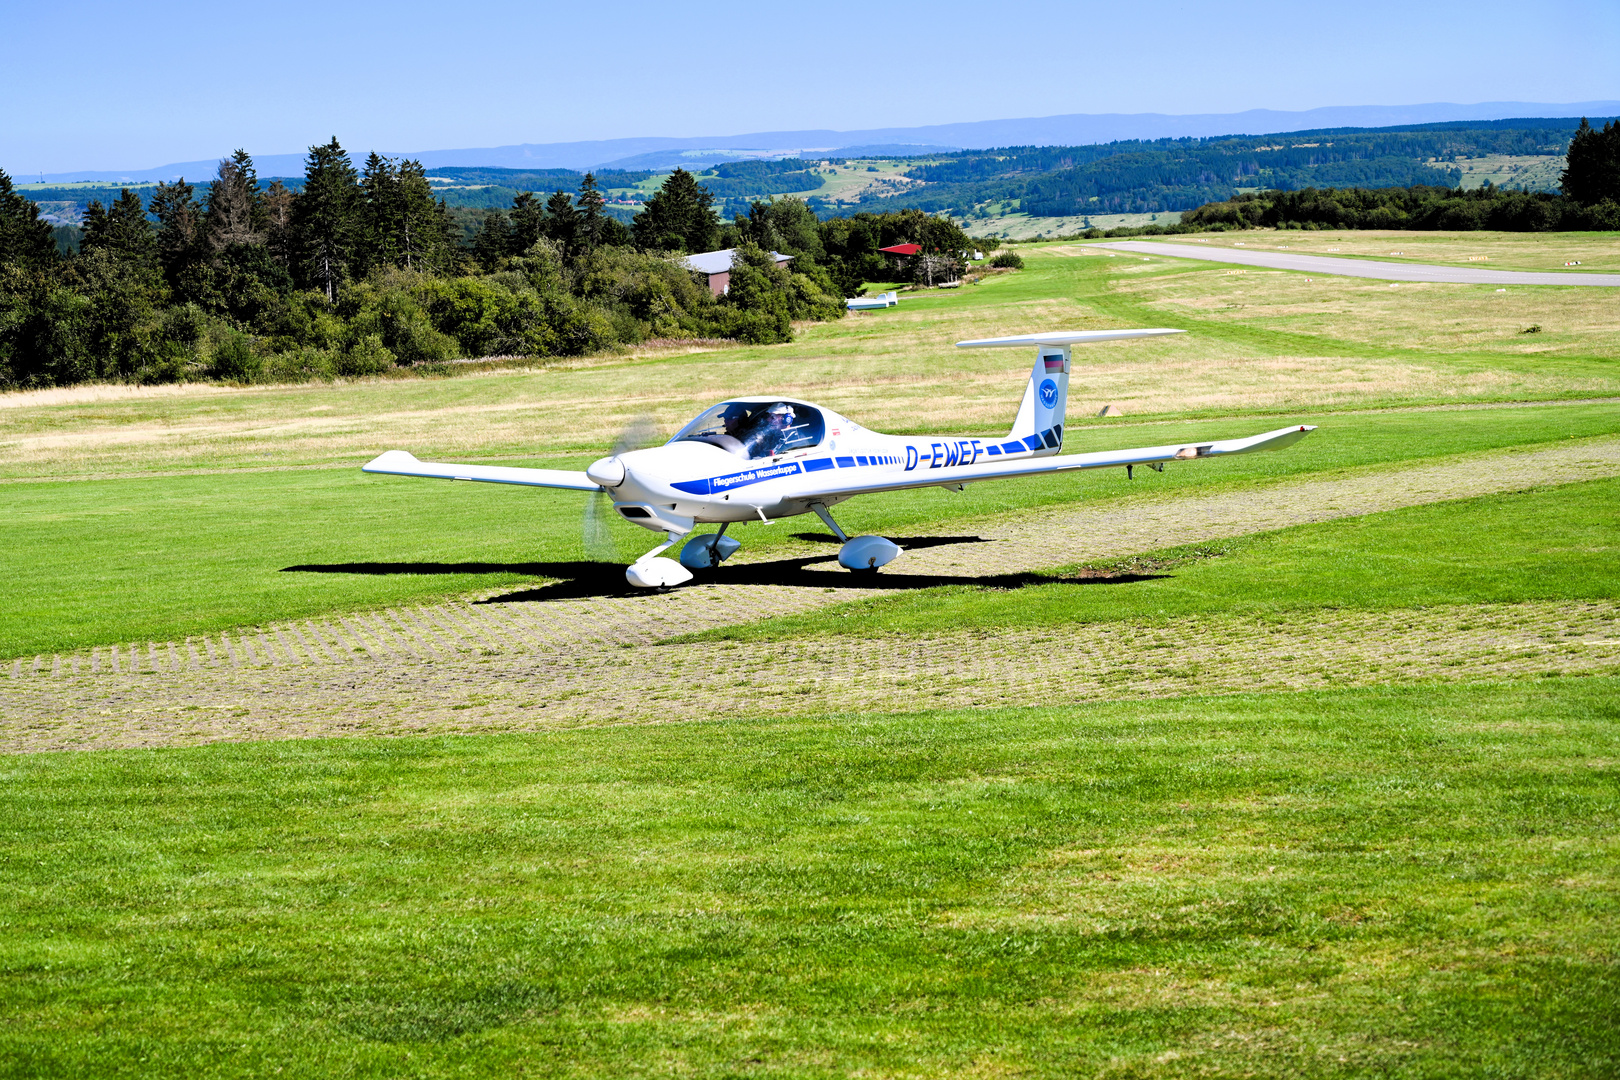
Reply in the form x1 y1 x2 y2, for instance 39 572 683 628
791 424 1316 501
362 450 601 491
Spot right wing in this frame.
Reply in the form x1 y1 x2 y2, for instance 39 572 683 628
791 425 1316 501
362 450 600 491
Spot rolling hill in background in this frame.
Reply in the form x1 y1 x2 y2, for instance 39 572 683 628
24 100 1620 183
20 114 1613 243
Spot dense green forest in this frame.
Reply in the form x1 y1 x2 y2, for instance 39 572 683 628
0 141 982 390
811 118 1610 220
1177 119 1620 233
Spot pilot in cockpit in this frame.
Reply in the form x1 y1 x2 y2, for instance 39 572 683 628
719 403 753 438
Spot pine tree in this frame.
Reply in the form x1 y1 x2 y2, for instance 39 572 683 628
1561 117 1620 206
632 169 718 253
508 192 546 255
359 152 401 273
261 180 295 270
148 178 203 286
545 189 579 254
0 169 57 269
80 188 159 271
205 155 262 251
231 149 266 233
576 173 607 254
396 160 453 274
291 137 360 302
472 210 509 271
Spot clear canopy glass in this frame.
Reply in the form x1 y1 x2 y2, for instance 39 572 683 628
674 400 826 460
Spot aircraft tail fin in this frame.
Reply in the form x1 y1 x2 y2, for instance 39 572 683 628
955 328 1184 456
1004 346 1070 454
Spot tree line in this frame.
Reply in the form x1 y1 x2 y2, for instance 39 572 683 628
1 143 924 390
819 118 1613 222
1179 122 1620 233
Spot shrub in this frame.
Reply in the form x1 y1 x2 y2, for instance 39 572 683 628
337 334 396 376
989 251 1024 269
263 346 338 382
209 332 262 383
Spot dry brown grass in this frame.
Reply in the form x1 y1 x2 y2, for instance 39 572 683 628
1111 264 1620 359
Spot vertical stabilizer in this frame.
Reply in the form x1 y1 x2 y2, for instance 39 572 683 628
1005 346 1069 455
955 328 1183 457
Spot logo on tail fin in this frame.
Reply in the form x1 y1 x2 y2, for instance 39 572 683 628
1038 379 1057 407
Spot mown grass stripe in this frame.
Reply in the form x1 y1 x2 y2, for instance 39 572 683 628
375 611 420 660
320 619 361 661
409 607 457 656
389 609 435 656
337 615 384 661
440 604 502 654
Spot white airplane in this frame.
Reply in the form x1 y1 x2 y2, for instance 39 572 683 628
364 329 1315 587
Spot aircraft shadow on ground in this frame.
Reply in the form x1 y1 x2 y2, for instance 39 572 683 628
284 536 1169 604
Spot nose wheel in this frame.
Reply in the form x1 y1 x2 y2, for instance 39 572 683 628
811 503 902 573
678 523 742 570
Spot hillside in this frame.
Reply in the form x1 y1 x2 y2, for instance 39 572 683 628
12 117 1608 245
807 118 1606 238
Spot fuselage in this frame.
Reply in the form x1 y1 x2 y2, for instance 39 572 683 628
597 397 1063 530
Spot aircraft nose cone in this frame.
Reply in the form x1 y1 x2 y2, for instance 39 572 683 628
586 455 625 488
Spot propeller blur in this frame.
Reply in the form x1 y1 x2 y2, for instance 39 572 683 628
363 329 1316 587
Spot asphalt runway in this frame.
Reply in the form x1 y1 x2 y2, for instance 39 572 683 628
1092 240 1620 286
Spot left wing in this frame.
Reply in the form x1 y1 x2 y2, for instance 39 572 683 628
362 450 601 491
793 424 1315 501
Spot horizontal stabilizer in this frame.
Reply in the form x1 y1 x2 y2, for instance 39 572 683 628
956 328 1185 348
362 450 600 491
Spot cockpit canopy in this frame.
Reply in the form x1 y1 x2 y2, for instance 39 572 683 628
673 400 826 460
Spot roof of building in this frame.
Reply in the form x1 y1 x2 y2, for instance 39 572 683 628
878 243 922 256
682 248 794 275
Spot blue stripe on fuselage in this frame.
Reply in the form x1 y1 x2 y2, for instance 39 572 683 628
672 460 804 496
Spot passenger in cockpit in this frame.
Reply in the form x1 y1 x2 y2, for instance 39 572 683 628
748 403 797 457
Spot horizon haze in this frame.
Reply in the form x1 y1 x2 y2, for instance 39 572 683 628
19 100 1620 185
5 0 1617 176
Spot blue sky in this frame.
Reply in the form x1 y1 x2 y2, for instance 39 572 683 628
4 0 1617 174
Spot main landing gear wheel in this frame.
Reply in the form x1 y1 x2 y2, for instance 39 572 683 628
811 502 901 574
837 535 901 572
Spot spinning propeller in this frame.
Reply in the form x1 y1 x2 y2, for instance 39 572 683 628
583 414 658 562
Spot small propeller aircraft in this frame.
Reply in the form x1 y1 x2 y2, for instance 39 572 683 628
363 329 1315 587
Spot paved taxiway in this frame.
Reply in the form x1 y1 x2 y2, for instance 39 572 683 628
1093 240 1620 285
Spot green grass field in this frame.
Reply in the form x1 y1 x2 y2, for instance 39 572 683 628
6 407 1618 658
3 681 1615 1076
3 232 1617 1077
690 477 1620 642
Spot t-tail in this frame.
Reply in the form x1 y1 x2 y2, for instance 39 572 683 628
956 328 1186 456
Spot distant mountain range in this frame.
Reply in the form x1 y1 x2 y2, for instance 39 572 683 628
28 101 1620 184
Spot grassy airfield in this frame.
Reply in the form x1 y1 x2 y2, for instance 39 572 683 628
2 232 1617 1077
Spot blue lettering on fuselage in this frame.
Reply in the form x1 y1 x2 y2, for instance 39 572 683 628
905 446 918 471
672 460 803 496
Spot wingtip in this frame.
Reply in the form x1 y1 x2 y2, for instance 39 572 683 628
362 450 419 472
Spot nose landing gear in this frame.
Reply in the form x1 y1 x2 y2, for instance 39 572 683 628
678 523 742 570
